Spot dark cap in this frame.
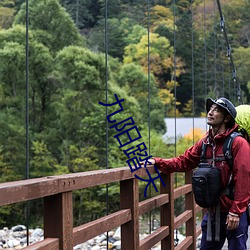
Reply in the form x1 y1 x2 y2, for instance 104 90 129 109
206 97 237 119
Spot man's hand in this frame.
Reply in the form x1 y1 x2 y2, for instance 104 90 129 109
226 213 240 230
140 158 155 166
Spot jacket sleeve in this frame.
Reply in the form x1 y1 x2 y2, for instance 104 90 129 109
229 136 250 215
154 140 203 174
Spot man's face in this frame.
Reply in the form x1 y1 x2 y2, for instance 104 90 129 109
207 104 226 127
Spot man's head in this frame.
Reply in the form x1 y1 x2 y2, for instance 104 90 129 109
206 97 237 128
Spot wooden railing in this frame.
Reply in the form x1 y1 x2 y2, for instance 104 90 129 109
0 165 203 250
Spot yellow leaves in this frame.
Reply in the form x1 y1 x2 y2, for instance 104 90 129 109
152 5 173 19
174 56 186 77
200 112 207 118
124 31 186 82
183 99 193 115
176 128 205 156
158 87 181 117
149 5 174 32
124 32 174 75
158 88 174 105
0 7 15 29
166 80 180 91
184 128 205 142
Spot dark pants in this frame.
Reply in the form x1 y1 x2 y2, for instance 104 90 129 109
200 211 249 250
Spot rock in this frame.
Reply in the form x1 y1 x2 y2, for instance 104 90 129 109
73 242 87 249
30 228 43 238
92 245 101 250
108 236 116 243
113 227 120 240
95 234 106 243
11 226 26 232
87 238 94 245
0 230 7 238
0 224 187 249
107 231 114 237
113 240 121 249
7 239 20 247
100 240 108 246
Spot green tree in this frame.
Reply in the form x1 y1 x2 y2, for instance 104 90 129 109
51 46 142 167
0 25 56 132
61 0 101 28
30 141 57 177
14 0 84 52
0 6 15 29
116 63 166 132
86 17 138 60
124 32 185 88
234 46 250 102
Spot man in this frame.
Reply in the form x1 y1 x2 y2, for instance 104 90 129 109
144 97 250 249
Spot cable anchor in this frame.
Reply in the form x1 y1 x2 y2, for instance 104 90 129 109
220 15 225 32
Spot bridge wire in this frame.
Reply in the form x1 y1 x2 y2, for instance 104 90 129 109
147 0 152 234
172 0 179 245
203 0 207 98
191 1 195 145
215 0 242 104
173 1 177 157
104 0 109 247
76 0 79 27
218 29 225 96
228 64 231 100
25 0 30 245
213 0 217 95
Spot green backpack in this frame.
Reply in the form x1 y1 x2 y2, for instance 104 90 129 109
235 105 250 142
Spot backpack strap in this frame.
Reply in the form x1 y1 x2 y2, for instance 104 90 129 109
200 142 208 163
223 131 242 169
223 132 242 200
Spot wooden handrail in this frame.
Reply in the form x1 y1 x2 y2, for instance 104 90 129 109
0 165 203 250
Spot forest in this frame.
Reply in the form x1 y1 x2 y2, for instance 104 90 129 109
0 0 249 228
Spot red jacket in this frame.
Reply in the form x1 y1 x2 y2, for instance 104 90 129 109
154 124 250 216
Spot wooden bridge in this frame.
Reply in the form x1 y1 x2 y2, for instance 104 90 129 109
0 165 204 250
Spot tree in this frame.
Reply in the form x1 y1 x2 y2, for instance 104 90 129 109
50 46 143 166
116 63 166 132
61 0 101 29
86 17 139 60
0 25 56 132
234 46 250 102
148 5 174 33
124 31 185 87
14 0 84 52
0 6 15 29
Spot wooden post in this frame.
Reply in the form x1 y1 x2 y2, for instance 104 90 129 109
120 178 139 250
185 171 196 250
44 192 73 250
161 173 174 250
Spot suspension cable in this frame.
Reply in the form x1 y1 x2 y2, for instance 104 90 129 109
172 0 179 245
173 1 177 158
147 0 151 167
147 0 152 234
216 0 242 104
218 33 225 96
104 0 109 247
25 0 30 245
203 0 207 98
191 0 195 144
213 0 217 94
